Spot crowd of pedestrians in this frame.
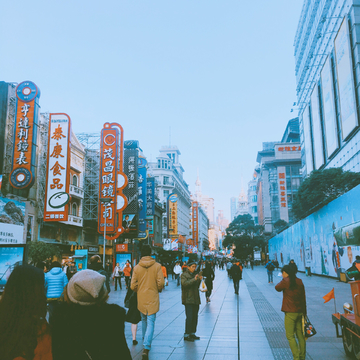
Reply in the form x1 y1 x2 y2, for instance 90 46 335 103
0 250 308 360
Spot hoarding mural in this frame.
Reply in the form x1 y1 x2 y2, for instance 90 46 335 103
321 56 339 158
269 184 360 278
123 145 138 237
10 81 40 190
0 246 25 289
334 18 358 140
98 123 127 239
0 197 26 244
138 157 147 238
44 114 71 222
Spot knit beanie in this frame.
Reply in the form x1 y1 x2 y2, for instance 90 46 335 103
67 269 108 306
187 261 197 267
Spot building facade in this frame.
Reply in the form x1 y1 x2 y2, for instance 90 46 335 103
247 169 259 225
230 197 237 221
148 146 192 241
295 0 360 176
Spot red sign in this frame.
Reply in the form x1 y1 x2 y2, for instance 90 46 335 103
192 201 199 246
98 123 127 239
278 172 287 208
116 244 128 252
278 146 301 152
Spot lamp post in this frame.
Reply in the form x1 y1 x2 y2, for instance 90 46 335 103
100 198 112 268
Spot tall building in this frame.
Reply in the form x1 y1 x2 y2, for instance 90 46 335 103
295 1 360 176
247 169 260 225
230 197 237 221
235 188 248 217
148 146 191 241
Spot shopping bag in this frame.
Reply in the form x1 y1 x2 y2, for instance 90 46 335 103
303 315 316 338
199 279 207 292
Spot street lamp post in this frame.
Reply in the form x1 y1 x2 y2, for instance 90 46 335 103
100 198 111 269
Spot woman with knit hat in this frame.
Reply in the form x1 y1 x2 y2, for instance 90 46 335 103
51 269 131 360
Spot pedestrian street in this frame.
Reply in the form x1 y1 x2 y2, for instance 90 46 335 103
108 266 352 360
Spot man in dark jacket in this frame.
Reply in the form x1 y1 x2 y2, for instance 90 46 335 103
230 260 242 295
181 261 203 342
88 255 111 293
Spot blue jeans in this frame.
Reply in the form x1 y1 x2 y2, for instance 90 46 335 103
141 312 156 350
267 271 273 283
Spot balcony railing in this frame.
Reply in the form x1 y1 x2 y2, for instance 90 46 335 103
70 184 84 199
67 215 83 227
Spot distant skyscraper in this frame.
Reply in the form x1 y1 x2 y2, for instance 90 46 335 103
230 197 237 221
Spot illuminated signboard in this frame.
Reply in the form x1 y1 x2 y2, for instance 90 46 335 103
44 113 71 222
138 156 147 238
167 193 178 238
10 81 40 189
98 123 127 238
277 166 289 223
192 201 199 247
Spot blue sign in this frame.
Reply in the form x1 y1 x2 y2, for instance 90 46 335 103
146 177 155 217
138 157 147 238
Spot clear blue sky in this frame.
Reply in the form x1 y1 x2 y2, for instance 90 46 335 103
1 0 304 220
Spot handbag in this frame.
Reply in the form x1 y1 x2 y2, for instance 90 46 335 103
199 279 207 292
303 315 316 338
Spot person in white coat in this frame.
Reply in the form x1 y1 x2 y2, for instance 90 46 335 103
173 261 182 286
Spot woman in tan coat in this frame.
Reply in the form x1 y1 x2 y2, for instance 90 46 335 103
131 245 164 360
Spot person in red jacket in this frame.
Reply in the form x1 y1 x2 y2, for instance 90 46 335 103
275 264 307 360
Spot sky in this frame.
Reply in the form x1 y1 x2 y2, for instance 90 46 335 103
1 0 304 220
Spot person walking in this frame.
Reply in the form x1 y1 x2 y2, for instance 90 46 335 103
173 261 182 286
161 263 168 288
265 259 275 283
181 261 203 342
275 265 307 360
112 262 123 290
288 259 298 274
226 261 232 278
124 287 141 345
45 261 68 323
230 260 242 295
202 261 215 303
0 265 52 360
123 261 132 289
51 269 131 360
105 260 113 275
131 245 164 360
88 255 111 293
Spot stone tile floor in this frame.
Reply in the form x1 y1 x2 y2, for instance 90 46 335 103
108 266 350 360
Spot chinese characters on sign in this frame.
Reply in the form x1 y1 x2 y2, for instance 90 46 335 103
44 114 71 221
168 193 178 238
192 202 199 247
278 171 287 209
98 123 127 238
138 157 147 238
10 81 40 189
277 146 301 152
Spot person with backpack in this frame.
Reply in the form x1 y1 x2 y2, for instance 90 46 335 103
265 259 275 283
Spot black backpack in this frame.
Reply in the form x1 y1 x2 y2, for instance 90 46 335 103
267 263 275 271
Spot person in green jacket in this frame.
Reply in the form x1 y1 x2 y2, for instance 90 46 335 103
181 261 203 342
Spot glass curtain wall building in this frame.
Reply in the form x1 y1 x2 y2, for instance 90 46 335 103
295 0 360 176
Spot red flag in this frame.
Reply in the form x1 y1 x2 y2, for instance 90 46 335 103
323 288 335 303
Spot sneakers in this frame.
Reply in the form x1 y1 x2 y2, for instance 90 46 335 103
142 349 149 360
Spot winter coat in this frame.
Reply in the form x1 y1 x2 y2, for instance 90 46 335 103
275 277 307 315
161 266 167 278
45 267 68 299
13 322 52 360
123 264 131 277
124 288 141 325
51 302 131 360
88 262 111 293
203 267 215 291
173 265 182 275
230 264 242 280
181 269 201 305
131 256 164 315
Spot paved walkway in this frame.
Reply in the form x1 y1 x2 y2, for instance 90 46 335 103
108 266 351 360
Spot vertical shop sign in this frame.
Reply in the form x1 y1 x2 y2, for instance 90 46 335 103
44 114 71 221
277 167 289 223
138 156 147 238
146 177 155 217
122 141 139 237
98 123 127 237
10 81 40 189
192 201 199 247
167 193 178 238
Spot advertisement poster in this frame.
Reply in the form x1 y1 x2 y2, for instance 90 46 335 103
0 246 24 290
321 56 339 157
334 18 358 140
116 253 132 269
302 106 314 174
0 197 26 244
